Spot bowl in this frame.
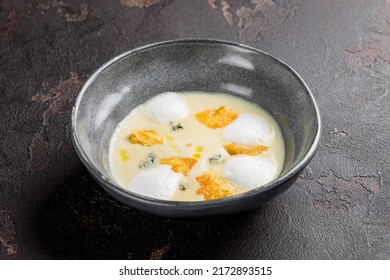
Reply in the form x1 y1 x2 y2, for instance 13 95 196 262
71 39 321 218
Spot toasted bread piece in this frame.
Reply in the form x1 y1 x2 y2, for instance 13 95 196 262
196 170 238 200
195 106 238 128
160 157 197 176
223 143 268 156
129 129 164 146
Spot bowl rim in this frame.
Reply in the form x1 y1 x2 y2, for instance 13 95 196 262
71 38 321 210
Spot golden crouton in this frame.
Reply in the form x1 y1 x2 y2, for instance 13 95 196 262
160 157 197 176
196 170 238 200
223 143 268 156
195 106 238 128
129 129 164 146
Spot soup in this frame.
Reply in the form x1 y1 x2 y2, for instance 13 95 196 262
109 92 285 201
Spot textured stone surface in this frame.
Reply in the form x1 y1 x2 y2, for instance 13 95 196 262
0 0 389 259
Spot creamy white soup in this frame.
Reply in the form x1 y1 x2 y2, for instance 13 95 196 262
109 92 285 201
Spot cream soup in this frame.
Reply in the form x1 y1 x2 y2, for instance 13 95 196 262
109 92 285 201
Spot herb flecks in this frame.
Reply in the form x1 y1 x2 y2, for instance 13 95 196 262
179 183 188 191
209 154 223 164
170 121 184 131
138 153 157 168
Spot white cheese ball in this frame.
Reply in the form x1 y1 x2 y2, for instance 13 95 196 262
127 165 183 200
222 155 277 188
146 92 189 124
222 113 273 145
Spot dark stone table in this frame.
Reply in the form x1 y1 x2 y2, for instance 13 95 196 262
1 0 389 259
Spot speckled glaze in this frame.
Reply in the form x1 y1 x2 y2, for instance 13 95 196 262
71 39 321 218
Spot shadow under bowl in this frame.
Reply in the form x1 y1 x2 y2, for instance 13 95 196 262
71 39 321 218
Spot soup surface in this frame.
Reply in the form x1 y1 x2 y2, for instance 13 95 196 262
109 92 285 201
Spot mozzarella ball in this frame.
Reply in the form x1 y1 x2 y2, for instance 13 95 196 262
128 165 183 200
222 155 277 188
222 113 273 145
146 92 189 124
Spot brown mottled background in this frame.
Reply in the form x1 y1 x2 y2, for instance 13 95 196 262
0 0 389 259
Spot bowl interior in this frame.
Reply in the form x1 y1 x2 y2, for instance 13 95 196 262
73 40 319 198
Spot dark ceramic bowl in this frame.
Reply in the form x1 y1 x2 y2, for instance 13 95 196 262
71 39 321 218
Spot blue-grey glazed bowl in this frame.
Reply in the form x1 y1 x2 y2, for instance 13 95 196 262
71 39 321 218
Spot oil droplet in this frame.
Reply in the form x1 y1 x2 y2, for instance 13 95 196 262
195 146 203 153
119 150 129 162
192 153 201 159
